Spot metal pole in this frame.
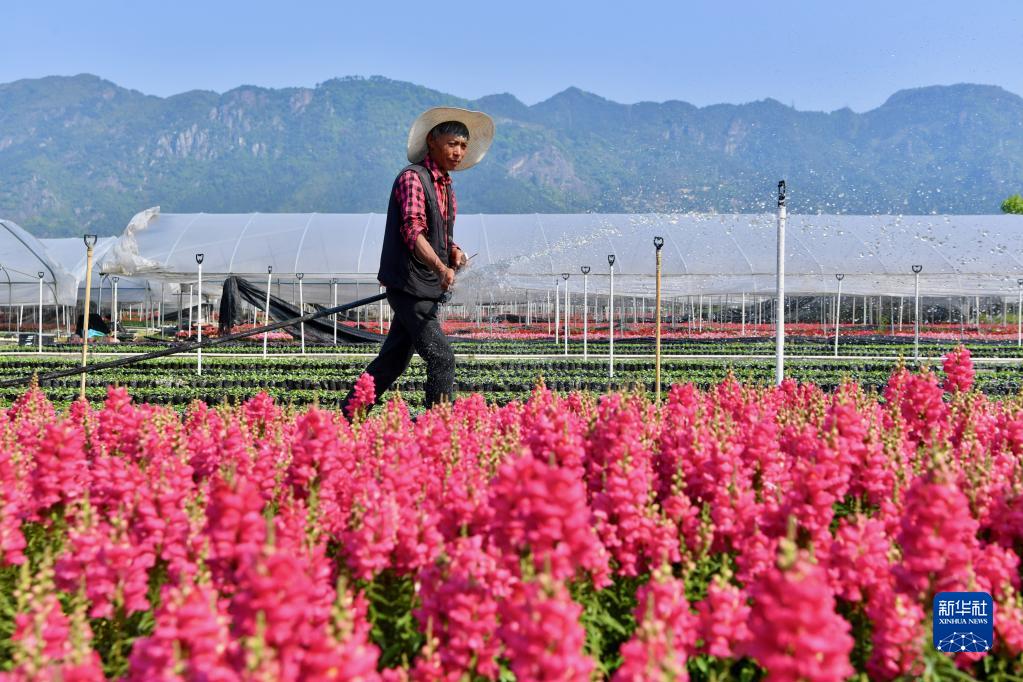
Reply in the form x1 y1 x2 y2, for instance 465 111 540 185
1017 279 1022 347
378 285 384 334
654 237 664 402
263 267 273 357
562 273 570 356
297 273 306 355
581 266 590 358
79 235 97 399
554 279 560 344
196 254 204 376
0 266 6 332
834 274 844 357
741 292 746 336
331 278 338 345
37 272 44 352
112 277 119 342
97 274 104 318
912 265 922 362
608 255 616 379
547 288 552 337
775 181 787 385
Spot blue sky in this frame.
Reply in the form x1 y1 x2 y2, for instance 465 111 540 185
3 0 1021 111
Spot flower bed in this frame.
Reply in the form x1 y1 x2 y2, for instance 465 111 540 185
0 348 1021 679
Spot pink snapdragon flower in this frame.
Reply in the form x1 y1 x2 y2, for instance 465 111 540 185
487 451 609 586
744 549 854 682
614 568 696 681
498 577 595 681
942 345 975 393
695 575 751 659
346 372 376 418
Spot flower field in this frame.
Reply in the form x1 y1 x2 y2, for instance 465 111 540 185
1 347 1022 680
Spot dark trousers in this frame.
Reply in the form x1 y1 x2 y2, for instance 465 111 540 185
341 288 455 413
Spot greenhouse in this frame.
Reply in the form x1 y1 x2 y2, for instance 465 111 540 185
97 207 1023 300
0 218 77 306
41 236 154 305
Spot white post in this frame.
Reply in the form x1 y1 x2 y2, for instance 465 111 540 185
112 277 119 342
581 266 590 358
653 237 664 402
554 279 560 345
1018 279 1023 347
263 267 272 357
562 273 570 356
297 273 306 355
188 285 194 339
37 272 43 352
834 274 844 357
741 292 746 336
196 254 204 376
378 285 385 335
775 181 787 385
608 255 616 378
332 278 338 345
547 288 552 337
912 265 922 362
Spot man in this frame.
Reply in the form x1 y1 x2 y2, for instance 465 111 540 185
341 107 494 415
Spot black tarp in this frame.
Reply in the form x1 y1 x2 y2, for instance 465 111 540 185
75 312 111 337
218 276 384 344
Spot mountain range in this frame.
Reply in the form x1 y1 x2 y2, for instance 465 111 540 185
1 74 1022 237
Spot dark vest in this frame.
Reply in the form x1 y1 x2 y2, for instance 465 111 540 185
377 164 453 300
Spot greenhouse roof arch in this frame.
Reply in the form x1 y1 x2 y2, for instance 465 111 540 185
98 208 1023 298
40 237 160 304
0 219 77 305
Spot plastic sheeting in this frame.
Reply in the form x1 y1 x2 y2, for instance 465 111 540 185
99 208 1023 298
0 219 77 305
40 237 155 304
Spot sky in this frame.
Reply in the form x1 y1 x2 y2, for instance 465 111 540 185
3 0 1022 112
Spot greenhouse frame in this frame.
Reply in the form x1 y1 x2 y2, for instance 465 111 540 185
94 208 1022 296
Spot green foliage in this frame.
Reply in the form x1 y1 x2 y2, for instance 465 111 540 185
90 608 155 679
360 570 425 669
1002 193 1023 214
571 576 642 676
688 655 764 682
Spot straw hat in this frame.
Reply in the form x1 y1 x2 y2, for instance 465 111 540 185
407 107 495 171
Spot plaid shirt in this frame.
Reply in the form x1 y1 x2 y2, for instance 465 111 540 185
395 154 458 256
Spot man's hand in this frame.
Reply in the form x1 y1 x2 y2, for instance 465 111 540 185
438 265 456 291
450 246 468 271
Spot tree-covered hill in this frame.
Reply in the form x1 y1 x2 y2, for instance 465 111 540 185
1 74 1021 236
